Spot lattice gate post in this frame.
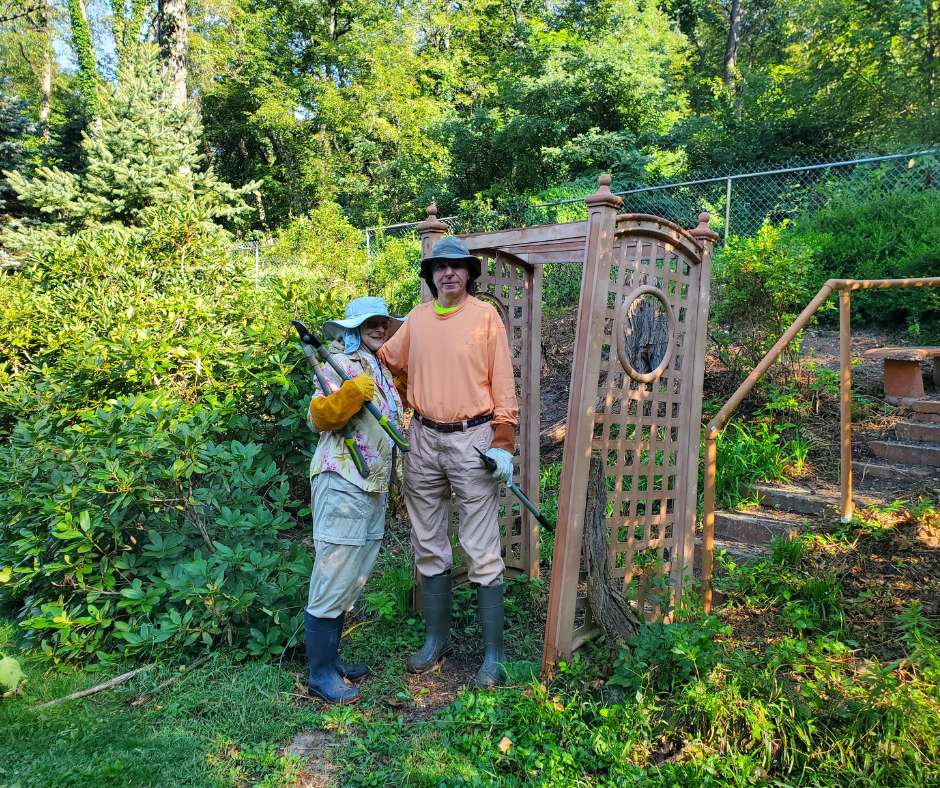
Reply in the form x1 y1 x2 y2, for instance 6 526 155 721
542 174 719 674
543 175 623 668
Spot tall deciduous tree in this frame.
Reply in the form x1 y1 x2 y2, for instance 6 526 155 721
112 0 151 65
722 0 741 92
36 0 51 137
158 0 187 106
0 0 56 137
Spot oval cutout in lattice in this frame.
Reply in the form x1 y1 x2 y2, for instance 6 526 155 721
616 285 677 384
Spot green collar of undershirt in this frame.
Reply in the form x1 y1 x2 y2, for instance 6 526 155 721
434 301 461 315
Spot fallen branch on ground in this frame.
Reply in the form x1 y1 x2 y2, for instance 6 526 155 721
35 664 155 709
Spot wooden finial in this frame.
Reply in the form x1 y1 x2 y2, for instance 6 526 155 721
585 173 623 208
417 198 448 234
689 211 719 242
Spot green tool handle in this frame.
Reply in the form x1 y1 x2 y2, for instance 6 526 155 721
304 331 410 453
298 339 371 480
476 448 553 529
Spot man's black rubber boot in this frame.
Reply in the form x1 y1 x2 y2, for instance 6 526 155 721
304 611 361 704
336 611 369 682
474 583 505 689
407 570 452 673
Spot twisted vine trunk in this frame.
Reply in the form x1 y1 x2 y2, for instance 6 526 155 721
584 457 640 639
66 0 97 119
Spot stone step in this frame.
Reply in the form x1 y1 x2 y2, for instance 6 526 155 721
751 483 882 516
911 409 940 424
751 484 833 515
913 399 940 415
853 460 937 483
693 536 769 575
714 510 803 545
869 440 940 467
896 420 940 443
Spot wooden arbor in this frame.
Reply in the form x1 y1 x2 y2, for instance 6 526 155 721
415 177 717 670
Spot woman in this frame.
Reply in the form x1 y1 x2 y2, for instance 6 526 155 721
303 296 403 705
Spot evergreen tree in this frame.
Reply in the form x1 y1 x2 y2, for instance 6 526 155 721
0 80 37 215
3 49 256 248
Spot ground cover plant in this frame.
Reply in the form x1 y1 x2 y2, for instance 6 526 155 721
2 498 936 785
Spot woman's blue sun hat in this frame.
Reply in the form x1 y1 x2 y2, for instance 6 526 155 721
322 296 403 353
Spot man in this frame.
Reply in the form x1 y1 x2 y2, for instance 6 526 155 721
379 235 517 689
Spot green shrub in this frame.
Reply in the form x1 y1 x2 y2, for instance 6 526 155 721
713 188 940 358
714 420 806 509
799 188 940 337
712 221 823 370
608 616 730 696
542 263 583 313
0 395 311 662
0 202 345 662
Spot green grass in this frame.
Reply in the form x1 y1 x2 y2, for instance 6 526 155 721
0 616 323 786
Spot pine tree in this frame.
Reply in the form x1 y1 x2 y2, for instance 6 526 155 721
0 80 37 215
3 49 256 240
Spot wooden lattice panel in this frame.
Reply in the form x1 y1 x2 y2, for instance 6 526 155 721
601 230 701 617
432 250 542 582
564 214 711 646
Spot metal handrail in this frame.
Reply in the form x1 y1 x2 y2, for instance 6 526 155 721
701 276 940 611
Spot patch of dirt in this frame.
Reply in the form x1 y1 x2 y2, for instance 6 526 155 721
799 327 912 392
539 309 578 463
399 658 477 721
283 730 342 787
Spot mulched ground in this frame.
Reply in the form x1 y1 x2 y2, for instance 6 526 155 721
719 504 940 663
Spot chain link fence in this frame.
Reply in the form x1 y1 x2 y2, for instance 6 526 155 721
364 150 940 255
231 150 939 276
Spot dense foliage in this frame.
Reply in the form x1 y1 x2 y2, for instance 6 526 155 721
713 187 940 364
2 0 938 231
0 219 347 660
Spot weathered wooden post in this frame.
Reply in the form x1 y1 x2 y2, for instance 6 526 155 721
543 175 623 671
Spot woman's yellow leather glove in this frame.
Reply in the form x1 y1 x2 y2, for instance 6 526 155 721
348 373 375 402
309 374 374 431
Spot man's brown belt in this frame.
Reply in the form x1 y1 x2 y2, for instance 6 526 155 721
414 412 493 433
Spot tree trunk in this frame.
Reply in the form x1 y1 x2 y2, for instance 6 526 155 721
723 0 742 116
38 0 52 139
112 0 149 65
158 0 188 107
583 457 640 640
927 0 938 137
624 297 669 374
67 0 98 118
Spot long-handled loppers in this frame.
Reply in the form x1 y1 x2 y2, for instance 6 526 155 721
476 448 553 529
292 321 370 478
291 320 410 452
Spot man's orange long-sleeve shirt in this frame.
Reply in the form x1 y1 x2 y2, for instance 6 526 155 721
379 296 518 450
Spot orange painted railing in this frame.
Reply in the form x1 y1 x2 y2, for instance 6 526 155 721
701 277 940 612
